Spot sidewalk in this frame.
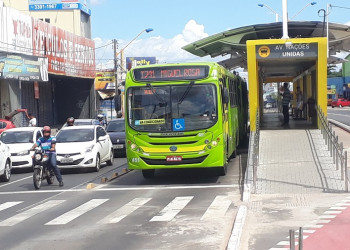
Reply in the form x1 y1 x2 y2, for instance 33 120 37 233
240 128 350 250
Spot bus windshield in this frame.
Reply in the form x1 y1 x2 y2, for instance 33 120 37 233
127 83 217 132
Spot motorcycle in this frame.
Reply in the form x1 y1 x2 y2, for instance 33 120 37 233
32 149 55 190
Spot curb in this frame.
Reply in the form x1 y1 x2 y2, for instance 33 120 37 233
226 205 248 250
328 119 350 133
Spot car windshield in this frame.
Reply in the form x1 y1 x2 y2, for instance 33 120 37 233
106 120 125 132
127 83 217 132
56 129 94 142
0 131 33 143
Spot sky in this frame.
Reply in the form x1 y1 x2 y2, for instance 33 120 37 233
90 0 350 70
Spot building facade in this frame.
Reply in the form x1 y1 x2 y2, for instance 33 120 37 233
0 1 96 126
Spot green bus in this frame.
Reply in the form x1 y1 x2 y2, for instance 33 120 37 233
124 62 248 178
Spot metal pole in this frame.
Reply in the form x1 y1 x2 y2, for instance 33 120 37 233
336 136 339 170
298 227 303 250
333 131 336 164
281 0 289 39
345 151 348 192
290 229 295 250
340 143 344 180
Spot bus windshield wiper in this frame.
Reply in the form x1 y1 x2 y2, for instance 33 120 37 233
146 83 167 107
178 81 194 105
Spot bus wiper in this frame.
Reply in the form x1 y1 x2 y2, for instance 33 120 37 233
178 81 194 105
146 83 167 107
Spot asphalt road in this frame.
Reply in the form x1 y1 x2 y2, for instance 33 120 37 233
0 150 247 250
327 106 350 126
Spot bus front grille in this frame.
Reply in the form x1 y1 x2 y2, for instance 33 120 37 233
140 155 208 165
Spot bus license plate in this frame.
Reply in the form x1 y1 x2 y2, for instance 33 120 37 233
166 156 182 162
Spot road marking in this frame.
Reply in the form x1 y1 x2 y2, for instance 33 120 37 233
0 184 238 195
150 196 193 222
98 198 151 224
201 195 232 220
0 200 65 226
0 175 32 188
45 199 109 225
0 201 23 212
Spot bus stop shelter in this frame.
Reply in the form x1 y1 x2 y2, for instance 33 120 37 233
183 21 350 131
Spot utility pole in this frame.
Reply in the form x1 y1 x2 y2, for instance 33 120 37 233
113 39 120 115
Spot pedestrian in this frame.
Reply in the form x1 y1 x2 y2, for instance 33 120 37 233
66 117 75 126
27 113 37 127
30 126 64 187
280 82 291 126
296 86 303 119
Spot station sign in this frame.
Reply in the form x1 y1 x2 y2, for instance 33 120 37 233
256 43 318 59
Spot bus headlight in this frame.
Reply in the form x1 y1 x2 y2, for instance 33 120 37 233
130 144 137 150
211 141 218 147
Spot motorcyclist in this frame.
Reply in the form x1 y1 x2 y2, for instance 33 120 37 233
30 126 64 187
97 114 107 127
67 117 75 126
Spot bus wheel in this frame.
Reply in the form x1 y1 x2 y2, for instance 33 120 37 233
232 149 237 158
217 165 227 176
142 169 155 178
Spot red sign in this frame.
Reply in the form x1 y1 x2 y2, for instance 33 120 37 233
34 81 39 99
32 19 95 78
166 156 183 162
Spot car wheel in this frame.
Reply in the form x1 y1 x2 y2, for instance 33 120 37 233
94 155 101 172
332 106 334 108
0 159 11 182
339 104 343 108
106 149 113 166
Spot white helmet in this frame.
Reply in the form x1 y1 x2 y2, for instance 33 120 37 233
97 114 104 120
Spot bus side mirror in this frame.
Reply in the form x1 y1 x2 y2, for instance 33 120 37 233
223 88 229 104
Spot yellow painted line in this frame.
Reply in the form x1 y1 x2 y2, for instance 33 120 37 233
140 145 206 153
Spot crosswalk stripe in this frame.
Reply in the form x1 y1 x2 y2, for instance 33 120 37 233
0 202 23 212
150 196 193 222
0 200 65 226
201 196 232 220
98 198 151 224
45 199 109 225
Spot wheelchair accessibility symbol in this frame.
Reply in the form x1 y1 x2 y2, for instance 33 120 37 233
173 119 185 131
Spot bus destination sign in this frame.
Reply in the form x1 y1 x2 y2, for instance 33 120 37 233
133 66 209 82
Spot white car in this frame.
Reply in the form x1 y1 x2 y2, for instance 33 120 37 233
55 125 113 171
0 140 11 182
0 127 43 169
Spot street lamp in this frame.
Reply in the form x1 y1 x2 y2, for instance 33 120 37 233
258 3 281 22
114 28 153 116
290 2 317 20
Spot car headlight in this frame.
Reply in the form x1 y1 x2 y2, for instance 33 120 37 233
85 145 95 153
17 150 30 156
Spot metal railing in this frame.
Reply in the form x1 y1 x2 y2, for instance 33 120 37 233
252 109 260 193
316 105 349 192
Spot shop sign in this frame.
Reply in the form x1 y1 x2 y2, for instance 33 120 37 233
257 43 318 59
126 57 156 70
327 89 336 94
32 19 95 78
95 71 115 91
0 52 48 81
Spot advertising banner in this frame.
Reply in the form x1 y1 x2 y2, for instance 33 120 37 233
0 6 33 55
32 18 95 78
94 71 115 90
0 52 48 81
126 57 156 70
